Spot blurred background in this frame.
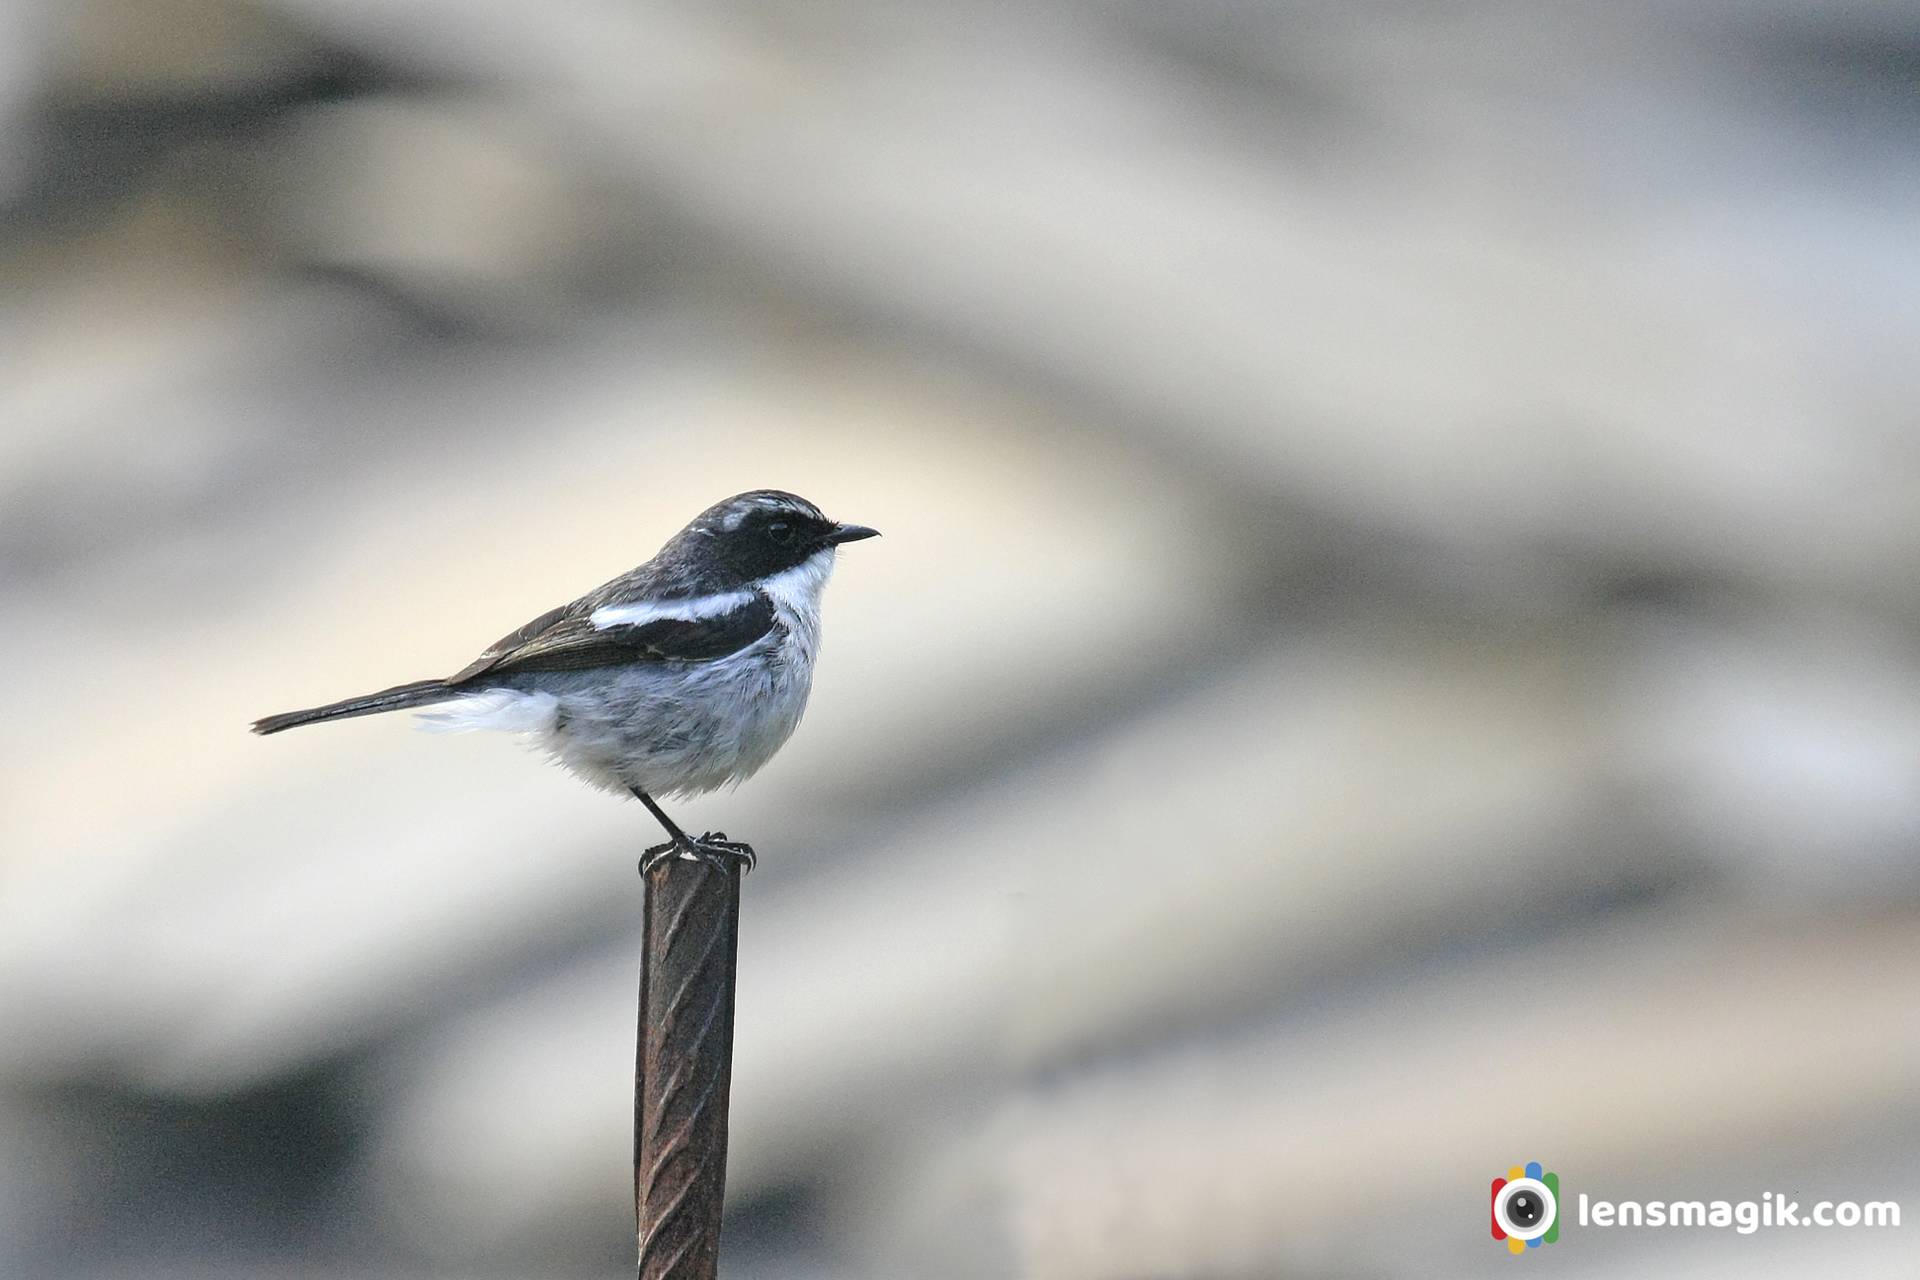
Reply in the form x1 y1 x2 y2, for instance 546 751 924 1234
3 0 1919 1276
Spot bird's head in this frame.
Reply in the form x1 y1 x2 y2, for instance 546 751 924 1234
667 490 879 588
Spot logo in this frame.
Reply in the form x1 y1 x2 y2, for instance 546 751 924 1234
1492 1162 1560 1254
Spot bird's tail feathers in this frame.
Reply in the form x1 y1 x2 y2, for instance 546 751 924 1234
251 678 453 735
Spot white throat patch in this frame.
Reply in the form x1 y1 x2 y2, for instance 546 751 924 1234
760 549 836 617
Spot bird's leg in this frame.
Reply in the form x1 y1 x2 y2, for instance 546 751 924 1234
631 786 693 845
630 787 754 875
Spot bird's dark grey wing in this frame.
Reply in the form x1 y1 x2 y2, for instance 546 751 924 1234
449 594 776 683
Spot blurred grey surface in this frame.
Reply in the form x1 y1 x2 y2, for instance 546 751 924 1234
3 0 1919 1276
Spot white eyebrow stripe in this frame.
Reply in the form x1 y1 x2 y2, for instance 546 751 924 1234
589 590 755 631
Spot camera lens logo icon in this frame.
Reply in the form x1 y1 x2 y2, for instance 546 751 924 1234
1490 1163 1559 1255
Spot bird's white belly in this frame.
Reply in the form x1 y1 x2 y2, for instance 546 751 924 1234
423 622 818 798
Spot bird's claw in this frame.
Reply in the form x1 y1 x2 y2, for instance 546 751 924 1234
638 833 755 877
639 840 677 876
695 832 756 874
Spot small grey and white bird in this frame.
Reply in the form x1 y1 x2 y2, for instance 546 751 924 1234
253 490 878 870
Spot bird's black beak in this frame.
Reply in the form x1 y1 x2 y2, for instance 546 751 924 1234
825 522 880 545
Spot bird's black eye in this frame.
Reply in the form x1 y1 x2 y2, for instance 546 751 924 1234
766 521 794 545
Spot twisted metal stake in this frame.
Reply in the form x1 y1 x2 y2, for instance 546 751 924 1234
635 856 742 1279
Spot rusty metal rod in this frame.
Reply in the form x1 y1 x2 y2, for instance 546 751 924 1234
635 856 742 1280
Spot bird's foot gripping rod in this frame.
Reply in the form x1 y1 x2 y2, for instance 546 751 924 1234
631 787 756 876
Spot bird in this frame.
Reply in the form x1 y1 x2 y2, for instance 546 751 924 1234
253 489 878 873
